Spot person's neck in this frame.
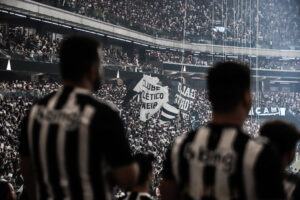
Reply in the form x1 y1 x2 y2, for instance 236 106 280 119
63 80 91 91
211 110 246 127
132 184 149 193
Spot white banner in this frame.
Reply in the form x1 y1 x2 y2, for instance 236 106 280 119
174 82 197 112
173 82 197 119
248 107 286 116
134 75 169 121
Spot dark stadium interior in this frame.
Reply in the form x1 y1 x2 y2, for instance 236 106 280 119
0 0 299 199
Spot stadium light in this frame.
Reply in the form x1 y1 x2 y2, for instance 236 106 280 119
0 9 8 13
0 9 26 18
133 42 149 47
10 12 26 18
42 20 72 28
107 35 131 43
73 27 104 36
30 17 42 22
6 59 11 71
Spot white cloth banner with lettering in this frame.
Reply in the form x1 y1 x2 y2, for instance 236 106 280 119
134 75 169 121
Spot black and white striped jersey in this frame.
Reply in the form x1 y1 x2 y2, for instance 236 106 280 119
118 191 153 200
162 124 286 200
19 86 133 200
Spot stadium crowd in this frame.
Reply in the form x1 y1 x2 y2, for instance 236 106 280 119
34 0 300 49
0 28 61 63
1 26 299 72
0 80 300 198
145 49 300 70
0 81 60 198
1 24 299 72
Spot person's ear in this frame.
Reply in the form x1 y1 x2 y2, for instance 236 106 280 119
242 91 252 112
283 150 296 168
87 63 98 82
288 150 296 165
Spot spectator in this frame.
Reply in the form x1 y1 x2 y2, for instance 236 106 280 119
160 62 285 200
34 0 300 49
19 36 138 200
260 119 300 200
119 153 155 200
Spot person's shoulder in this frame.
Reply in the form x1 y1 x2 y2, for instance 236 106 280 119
96 99 119 113
237 127 269 146
252 135 270 145
94 98 119 116
77 93 119 113
174 129 197 144
34 91 56 106
245 135 280 162
249 135 272 151
171 127 203 150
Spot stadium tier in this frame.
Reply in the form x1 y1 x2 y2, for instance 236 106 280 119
0 24 299 74
0 0 299 199
31 0 300 49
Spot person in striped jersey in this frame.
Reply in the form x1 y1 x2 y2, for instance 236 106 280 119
160 62 286 200
119 153 154 200
260 120 300 200
19 36 138 200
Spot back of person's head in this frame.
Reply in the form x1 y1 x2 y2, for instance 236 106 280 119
260 119 300 158
207 61 250 113
0 180 15 200
60 35 101 82
134 153 155 186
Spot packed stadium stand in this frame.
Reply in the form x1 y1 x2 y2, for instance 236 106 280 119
33 0 300 49
0 0 300 199
1 80 300 198
1 24 299 73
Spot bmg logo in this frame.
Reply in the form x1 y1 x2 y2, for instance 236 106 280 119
184 144 236 174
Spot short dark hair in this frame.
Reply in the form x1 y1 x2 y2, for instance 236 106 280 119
207 61 250 113
60 35 101 81
134 153 155 185
260 119 300 156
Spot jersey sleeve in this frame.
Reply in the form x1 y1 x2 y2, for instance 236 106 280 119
254 144 286 200
19 114 30 157
101 109 133 168
161 148 175 181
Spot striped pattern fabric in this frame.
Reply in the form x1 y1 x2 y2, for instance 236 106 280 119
159 103 179 123
162 124 286 200
20 86 133 200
